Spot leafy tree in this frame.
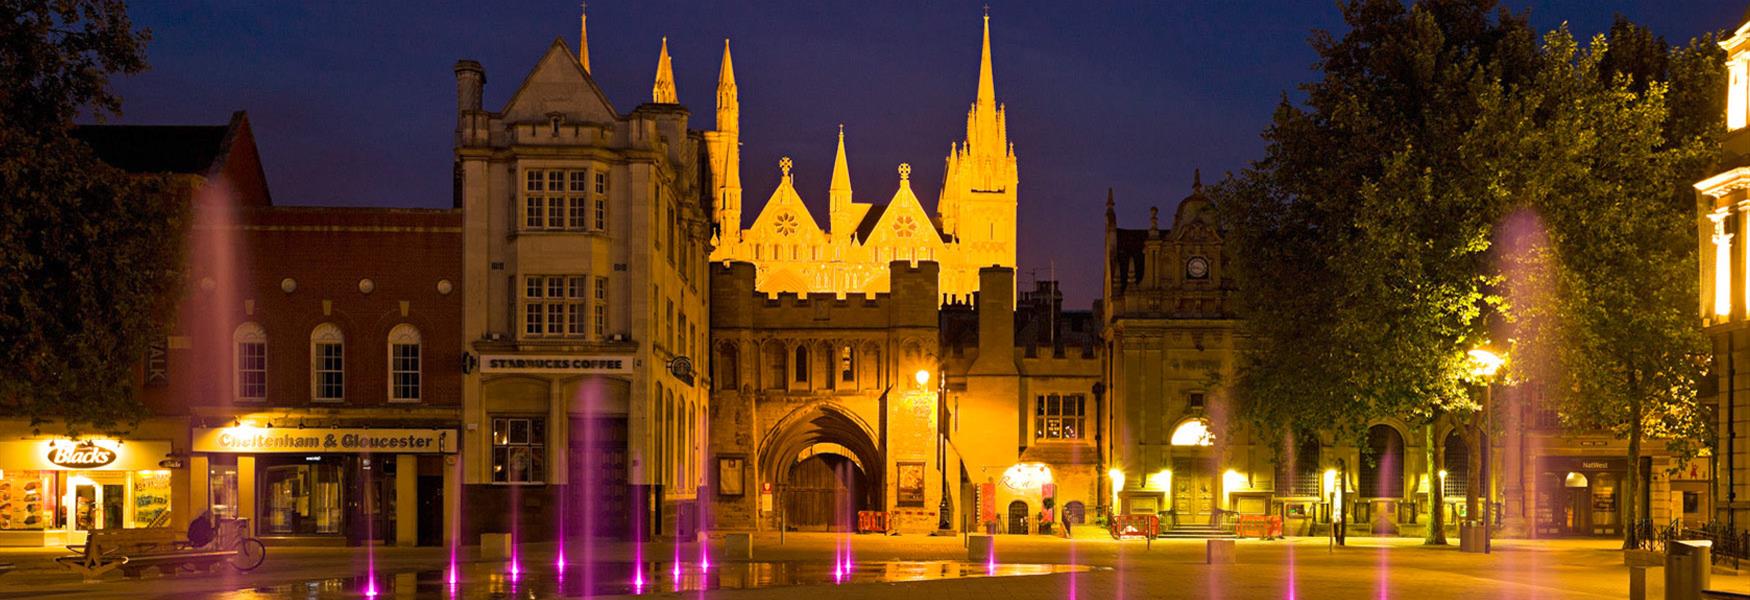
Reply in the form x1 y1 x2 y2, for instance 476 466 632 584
1220 0 1720 549
0 0 185 434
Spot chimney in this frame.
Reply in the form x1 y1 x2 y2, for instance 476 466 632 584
454 60 485 113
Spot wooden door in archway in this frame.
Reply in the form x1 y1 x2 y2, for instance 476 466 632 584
785 454 858 531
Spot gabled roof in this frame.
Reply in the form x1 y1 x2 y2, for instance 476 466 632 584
748 159 825 240
501 38 619 123
853 166 950 244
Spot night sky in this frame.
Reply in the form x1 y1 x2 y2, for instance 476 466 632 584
108 1 1745 306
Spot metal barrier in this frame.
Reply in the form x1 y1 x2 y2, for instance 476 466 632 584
856 511 889 534
1234 515 1284 539
1109 514 1159 541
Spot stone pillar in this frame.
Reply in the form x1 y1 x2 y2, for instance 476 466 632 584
445 454 461 546
396 455 417 546
185 455 209 527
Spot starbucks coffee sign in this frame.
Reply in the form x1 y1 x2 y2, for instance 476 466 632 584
47 442 116 468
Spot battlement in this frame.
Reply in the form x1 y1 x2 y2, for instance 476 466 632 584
712 260 940 329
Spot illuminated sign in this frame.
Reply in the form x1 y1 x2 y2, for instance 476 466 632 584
478 355 632 375
192 427 456 454
1002 462 1053 491
46 442 116 469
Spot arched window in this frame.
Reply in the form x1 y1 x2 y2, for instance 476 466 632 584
716 344 739 391
794 345 810 383
310 323 345 402
765 343 786 390
1275 433 1322 496
233 323 267 402
1170 419 1214 446
388 324 421 402
1442 430 1469 498
1359 424 1405 498
838 345 857 386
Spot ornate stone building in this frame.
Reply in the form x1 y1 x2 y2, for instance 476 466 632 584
1698 9 1750 532
706 14 1018 301
453 14 712 541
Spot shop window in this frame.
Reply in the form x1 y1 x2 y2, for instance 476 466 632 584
233 322 267 402
387 324 421 402
1034 393 1085 440
0 470 50 530
491 416 547 484
262 461 342 534
132 470 172 528
209 463 239 521
310 323 345 402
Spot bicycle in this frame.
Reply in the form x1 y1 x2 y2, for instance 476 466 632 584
215 517 267 572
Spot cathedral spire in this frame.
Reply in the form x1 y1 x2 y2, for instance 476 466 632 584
977 10 996 111
578 2 591 73
830 124 852 198
717 39 738 132
652 37 678 104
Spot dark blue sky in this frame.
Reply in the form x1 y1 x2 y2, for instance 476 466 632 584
109 1 1745 306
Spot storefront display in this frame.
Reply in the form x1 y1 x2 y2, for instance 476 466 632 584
1534 456 1627 537
0 438 176 546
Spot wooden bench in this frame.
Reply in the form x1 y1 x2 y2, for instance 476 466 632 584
55 527 179 582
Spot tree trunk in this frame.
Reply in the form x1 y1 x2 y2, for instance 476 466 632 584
1425 420 1446 545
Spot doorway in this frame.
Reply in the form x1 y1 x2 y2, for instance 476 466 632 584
1007 500 1030 534
784 454 863 531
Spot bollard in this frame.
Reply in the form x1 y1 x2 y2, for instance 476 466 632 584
724 532 752 561
479 532 512 560
1666 540 1713 600
1629 565 1645 600
1206 539 1236 564
968 534 994 563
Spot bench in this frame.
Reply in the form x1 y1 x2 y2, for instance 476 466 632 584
55 527 183 582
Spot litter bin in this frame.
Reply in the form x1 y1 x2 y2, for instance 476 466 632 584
1666 539 1712 600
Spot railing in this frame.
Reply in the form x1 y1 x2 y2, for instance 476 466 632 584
1637 518 1750 569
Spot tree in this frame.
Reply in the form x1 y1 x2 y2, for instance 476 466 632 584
1218 0 1537 545
1219 0 1720 550
0 0 186 434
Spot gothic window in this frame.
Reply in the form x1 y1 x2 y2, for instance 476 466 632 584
894 214 918 238
839 345 856 384
775 212 798 236
793 345 810 383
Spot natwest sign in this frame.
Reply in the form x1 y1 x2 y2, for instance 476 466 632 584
46 442 116 468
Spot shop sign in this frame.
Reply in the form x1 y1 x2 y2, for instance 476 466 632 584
47 442 116 468
668 356 695 386
192 427 457 454
1538 455 1629 472
0 439 173 472
478 354 632 375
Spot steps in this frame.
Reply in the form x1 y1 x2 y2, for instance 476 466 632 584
1157 523 1236 539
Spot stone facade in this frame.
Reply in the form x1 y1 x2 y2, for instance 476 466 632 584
453 31 712 540
1697 12 1750 533
706 15 1017 302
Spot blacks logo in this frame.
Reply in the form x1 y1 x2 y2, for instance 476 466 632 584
47 442 116 469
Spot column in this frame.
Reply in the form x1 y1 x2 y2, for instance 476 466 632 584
396 455 417 546
185 455 210 527
1712 208 1732 318
237 455 256 528
444 454 460 546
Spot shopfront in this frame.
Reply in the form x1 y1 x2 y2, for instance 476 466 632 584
193 426 457 546
0 438 178 546
1534 455 1626 537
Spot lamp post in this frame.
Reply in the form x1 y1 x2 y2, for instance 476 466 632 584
1467 348 1504 554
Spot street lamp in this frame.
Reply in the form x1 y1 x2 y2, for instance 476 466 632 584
1466 347 1504 554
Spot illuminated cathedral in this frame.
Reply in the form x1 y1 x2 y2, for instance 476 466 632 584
705 14 1019 301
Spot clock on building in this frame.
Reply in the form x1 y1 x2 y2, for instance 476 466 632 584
1186 256 1209 279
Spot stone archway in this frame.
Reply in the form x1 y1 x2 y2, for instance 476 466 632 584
758 403 883 531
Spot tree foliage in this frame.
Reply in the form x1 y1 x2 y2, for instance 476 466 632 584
0 0 186 434
1219 0 1719 547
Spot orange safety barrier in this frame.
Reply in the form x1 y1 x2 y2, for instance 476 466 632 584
1109 514 1159 540
1234 515 1284 539
856 510 889 534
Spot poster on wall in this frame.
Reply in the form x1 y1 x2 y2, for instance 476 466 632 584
897 462 925 506
717 457 745 497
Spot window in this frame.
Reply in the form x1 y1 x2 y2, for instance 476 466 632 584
1170 419 1214 446
490 416 547 484
840 346 856 383
234 323 267 401
522 275 587 338
593 276 608 338
388 324 421 402
520 169 592 231
1188 391 1206 409
311 323 344 402
717 344 739 390
766 344 786 390
665 300 675 350
1034 393 1085 440
794 345 810 383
